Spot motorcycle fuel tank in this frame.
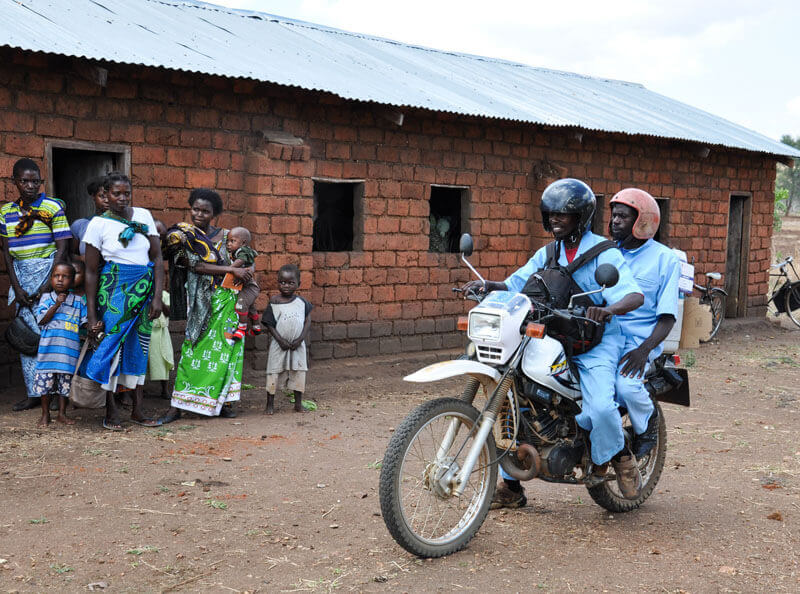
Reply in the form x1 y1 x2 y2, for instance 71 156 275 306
521 335 581 400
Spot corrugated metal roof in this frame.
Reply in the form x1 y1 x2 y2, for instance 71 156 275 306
2 0 798 159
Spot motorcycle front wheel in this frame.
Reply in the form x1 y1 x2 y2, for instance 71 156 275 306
379 397 497 558
586 398 666 513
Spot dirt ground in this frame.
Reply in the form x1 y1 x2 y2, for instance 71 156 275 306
1 221 799 593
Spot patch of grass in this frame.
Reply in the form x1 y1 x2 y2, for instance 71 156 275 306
146 427 174 438
242 383 255 390
117 466 129 474
177 424 198 431
84 448 106 456
126 545 159 555
158 485 170 493
205 499 228 510
29 517 48 524
683 350 696 368
366 459 382 470
50 563 73 574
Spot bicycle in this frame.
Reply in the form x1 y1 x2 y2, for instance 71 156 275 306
694 271 726 341
766 256 800 328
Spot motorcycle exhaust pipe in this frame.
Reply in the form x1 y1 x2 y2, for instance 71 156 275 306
502 443 541 481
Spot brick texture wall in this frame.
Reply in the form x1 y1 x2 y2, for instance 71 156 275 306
0 48 777 385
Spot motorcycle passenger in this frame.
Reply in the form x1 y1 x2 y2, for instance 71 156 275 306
465 178 644 507
609 189 681 458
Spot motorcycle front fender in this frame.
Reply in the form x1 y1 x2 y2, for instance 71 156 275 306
404 359 502 390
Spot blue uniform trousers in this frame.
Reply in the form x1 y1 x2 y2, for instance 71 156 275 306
574 331 627 465
614 336 656 435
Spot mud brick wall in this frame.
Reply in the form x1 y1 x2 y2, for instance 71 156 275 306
0 48 777 386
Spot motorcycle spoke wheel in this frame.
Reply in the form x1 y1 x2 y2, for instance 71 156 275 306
586 398 666 513
785 282 800 328
379 398 497 558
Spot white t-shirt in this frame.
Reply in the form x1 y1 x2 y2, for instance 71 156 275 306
83 207 158 266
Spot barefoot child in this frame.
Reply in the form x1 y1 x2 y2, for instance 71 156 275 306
32 262 87 426
225 226 261 341
263 264 312 414
147 220 175 398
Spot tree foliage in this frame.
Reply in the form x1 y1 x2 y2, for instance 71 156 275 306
776 135 800 215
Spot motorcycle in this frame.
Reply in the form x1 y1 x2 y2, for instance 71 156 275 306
379 234 690 558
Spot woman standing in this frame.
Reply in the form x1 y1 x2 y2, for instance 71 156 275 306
81 172 163 430
159 189 251 424
1 158 71 411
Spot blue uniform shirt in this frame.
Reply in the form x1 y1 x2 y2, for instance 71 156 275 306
616 239 680 344
505 231 642 335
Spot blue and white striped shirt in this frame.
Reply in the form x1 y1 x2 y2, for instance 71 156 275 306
35 292 87 374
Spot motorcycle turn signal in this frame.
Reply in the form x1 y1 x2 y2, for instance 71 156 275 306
525 323 545 338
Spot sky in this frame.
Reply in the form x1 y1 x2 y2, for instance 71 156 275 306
211 0 800 143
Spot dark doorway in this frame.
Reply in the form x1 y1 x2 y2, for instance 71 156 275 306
725 194 752 317
46 141 129 223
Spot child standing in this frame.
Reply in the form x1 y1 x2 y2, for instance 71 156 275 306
263 264 312 414
225 226 262 341
33 262 87 426
147 220 175 398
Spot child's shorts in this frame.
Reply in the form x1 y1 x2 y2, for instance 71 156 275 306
235 281 260 316
32 372 72 397
266 370 306 394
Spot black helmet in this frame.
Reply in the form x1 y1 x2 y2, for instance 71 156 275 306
540 178 596 238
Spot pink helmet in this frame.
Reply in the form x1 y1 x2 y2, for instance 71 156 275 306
609 188 661 240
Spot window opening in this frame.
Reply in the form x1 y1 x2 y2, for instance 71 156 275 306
312 180 363 252
46 141 129 223
429 185 467 253
654 197 670 245
591 193 606 236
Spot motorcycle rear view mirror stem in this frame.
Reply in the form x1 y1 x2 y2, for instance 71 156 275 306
459 233 486 288
567 263 620 309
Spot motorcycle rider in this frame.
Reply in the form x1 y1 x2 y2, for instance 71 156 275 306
609 189 681 458
465 178 644 507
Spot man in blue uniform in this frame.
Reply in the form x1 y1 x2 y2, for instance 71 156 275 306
609 189 681 458
467 178 644 507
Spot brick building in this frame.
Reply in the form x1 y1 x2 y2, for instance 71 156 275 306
1 1 798 382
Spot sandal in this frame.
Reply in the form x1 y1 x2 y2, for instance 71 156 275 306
102 418 124 432
157 409 181 425
131 418 162 427
248 313 262 336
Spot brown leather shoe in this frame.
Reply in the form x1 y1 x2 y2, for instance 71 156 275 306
611 455 643 500
489 482 527 509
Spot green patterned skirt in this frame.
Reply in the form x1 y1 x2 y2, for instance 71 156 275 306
170 288 243 416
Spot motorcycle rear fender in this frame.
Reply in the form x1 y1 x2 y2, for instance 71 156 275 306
404 360 502 390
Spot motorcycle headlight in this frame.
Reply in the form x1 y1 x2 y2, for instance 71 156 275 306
469 312 501 342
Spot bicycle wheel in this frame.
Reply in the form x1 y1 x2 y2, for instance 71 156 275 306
785 282 800 328
706 290 726 340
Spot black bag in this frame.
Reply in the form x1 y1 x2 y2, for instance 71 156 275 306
521 240 616 354
773 282 800 313
4 305 40 357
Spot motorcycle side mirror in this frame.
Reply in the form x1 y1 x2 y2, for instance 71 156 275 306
594 263 619 288
459 233 474 257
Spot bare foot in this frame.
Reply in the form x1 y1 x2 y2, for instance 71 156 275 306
294 405 308 413
55 415 75 425
36 416 51 428
265 395 274 415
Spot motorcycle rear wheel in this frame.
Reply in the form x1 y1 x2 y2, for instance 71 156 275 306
586 398 666 513
379 398 497 558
